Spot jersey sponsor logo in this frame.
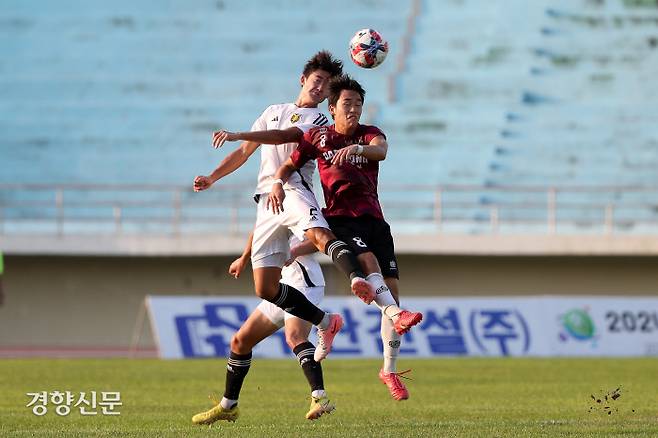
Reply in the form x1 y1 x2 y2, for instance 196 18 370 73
313 113 329 126
290 113 301 124
321 149 369 166
349 154 369 167
353 237 368 248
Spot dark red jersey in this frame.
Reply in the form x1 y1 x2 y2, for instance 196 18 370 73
290 124 386 219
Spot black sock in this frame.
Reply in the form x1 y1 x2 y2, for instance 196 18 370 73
267 283 325 326
293 342 324 392
325 239 364 280
223 351 252 404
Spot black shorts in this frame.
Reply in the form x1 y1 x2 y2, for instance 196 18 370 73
326 215 399 279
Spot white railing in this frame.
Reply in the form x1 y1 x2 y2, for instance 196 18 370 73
0 183 657 236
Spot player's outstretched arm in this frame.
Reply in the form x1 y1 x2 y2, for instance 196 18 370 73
193 141 260 192
364 135 388 160
229 231 253 278
330 135 388 166
266 158 299 214
213 127 303 148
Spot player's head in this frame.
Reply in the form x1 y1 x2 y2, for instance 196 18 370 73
299 51 343 105
328 74 365 129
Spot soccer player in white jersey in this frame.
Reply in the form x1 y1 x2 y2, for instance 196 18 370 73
192 233 334 425
194 52 375 363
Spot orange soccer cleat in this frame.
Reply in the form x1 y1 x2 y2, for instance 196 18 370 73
393 310 423 335
350 277 376 304
379 369 412 401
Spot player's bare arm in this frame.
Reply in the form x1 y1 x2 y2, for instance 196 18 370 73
213 127 304 149
193 141 260 192
266 158 299 214
228 231 254 279
330 135 388 166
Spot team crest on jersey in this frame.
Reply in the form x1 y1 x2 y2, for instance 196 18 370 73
290 113 301 124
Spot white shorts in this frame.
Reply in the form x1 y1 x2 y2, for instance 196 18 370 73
251 187 329 269
256 284 324 328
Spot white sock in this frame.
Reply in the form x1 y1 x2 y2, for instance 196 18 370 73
311 389 326 399
381 313 400 373
317 313 331 330
220 397 237 409
366 273 401 319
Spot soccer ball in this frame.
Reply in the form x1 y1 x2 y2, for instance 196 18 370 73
349 28 388 69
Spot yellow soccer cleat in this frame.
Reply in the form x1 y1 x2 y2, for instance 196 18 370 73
305 395 335 420
192 395 240 425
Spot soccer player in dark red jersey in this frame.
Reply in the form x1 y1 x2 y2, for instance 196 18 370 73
218 74 423 401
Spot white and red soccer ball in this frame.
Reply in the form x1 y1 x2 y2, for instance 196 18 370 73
349 28 388 69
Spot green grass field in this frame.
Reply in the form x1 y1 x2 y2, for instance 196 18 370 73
1 358 657 437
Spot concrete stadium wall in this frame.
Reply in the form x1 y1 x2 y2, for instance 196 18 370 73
1 254 657 352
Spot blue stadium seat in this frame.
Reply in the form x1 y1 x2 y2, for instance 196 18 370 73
1 0 657 234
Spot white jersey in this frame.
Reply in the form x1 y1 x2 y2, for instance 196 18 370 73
251 103 329 195
280 234 325 289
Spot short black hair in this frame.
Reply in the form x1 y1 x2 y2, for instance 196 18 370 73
328 74 366 106
302 50 343 78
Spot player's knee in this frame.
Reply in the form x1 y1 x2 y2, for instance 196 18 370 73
254 283 279 301
306 227 332 251
230 333 250 355
285 332 307 350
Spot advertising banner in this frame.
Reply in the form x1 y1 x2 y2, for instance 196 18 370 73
146 295 658 359
546 297 658 356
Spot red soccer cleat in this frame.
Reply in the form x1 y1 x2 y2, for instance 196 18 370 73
351 277 375 304
379 368 411 401
393 310 423 335
314 314 344 362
